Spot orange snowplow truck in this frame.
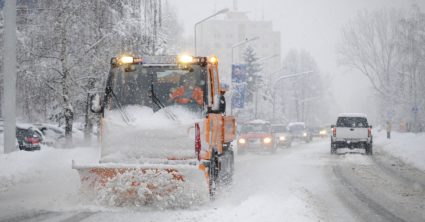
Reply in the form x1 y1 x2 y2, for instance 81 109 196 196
72 55 236 206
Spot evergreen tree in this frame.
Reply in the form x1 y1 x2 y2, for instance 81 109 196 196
243 45 262 104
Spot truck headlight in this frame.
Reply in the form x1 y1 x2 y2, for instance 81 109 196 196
303 132 307 137
238 138 246 144
279 136 286 141
263 137 272 144
319 130 327 135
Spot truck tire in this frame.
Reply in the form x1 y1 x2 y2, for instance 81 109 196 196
287 141 292 148
365 143 373 155
209 152 219 198
330 143 337 154
221 149 234 186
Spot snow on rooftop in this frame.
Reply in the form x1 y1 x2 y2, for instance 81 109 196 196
287 122 306 127
337 113 368 118
247 119 270 124
16 123 37 129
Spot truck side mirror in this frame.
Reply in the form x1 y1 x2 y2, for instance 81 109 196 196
90 94 103 113
331 124 335 128
369 125 372 129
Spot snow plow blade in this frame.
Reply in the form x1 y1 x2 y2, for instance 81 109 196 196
72 161 209 207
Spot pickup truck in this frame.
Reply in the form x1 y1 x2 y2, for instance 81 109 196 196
330 113 373 155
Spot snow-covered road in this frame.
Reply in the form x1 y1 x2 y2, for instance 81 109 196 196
1 138 424 222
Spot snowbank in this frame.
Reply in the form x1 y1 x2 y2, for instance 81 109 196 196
0 146 99 194
375 131 425 171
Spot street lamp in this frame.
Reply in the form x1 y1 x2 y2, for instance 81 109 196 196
271 70 314 121
231 36 260 66
194 8 229 56
258 53 280 84
257 53 280 63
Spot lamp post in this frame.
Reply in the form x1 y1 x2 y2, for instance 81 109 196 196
194 8 229 56
271 70 314 121
3 0 17 153
231 36 260 66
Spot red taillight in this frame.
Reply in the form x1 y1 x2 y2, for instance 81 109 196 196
25 137 40 144
195 123 201 161
368 128 371 137
332 127 336 137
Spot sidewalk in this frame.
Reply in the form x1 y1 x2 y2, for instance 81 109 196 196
374 130 425 171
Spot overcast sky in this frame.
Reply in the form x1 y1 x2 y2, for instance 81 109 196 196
170 0 424 123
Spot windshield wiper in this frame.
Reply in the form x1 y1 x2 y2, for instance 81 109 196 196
108 87 131 124
149 83 177 120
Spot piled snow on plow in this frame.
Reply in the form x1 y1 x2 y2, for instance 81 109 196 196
73 105 210 208
100 106 204 162
84 165 209 208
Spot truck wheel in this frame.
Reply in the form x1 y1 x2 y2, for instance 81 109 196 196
330 143 337 154
209 152 219 198
221 150 234 186
365 144 373 155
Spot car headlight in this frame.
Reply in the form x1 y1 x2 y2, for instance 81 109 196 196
238 138 246 144
263 137 272 144
279 136 286 141
303 132 307 137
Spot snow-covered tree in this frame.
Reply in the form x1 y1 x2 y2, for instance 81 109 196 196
338 5 425 132
279 49 328 125
243 45 262 105
12 0 183 145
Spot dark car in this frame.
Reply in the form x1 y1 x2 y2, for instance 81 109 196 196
288 122 312 143
16 124 42 151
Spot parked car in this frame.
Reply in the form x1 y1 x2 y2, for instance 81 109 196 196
34 123 66 147
237 120 276 154
331 113 373 155
287 122 312 143
16 124 42 151
271 124 292 148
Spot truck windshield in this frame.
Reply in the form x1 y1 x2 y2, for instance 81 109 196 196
289 124 305 132
336 117 368 128
272 125 287 133
106 64 206 113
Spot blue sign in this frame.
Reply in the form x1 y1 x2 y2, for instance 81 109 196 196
231 65 247 109
232 84 246 108
231 64 247 83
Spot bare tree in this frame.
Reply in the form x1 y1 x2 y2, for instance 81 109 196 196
338 6 425 131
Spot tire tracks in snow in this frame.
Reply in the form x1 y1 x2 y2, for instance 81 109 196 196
332 166 408 222
372 146 425 191
0 211 97 222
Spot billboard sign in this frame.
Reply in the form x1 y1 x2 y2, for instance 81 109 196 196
231 64 247 109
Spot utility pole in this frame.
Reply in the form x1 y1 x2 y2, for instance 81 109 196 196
3 0 17 153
